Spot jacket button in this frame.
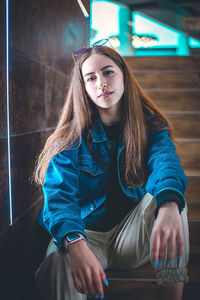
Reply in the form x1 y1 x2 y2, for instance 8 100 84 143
90 204 95 210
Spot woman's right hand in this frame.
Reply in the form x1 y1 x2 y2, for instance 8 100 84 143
68 240 107 298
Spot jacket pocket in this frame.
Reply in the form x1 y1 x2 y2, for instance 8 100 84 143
80 157 104 176
78 156 106 200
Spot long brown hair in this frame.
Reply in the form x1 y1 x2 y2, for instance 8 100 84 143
33 45 174 187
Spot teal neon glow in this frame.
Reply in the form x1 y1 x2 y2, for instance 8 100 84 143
90 0 120 44
77 0 89 18
6 0 13 225
189 37 200 48
90 1 199 56
132 12 179 48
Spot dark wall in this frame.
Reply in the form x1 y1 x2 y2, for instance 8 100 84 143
0 1 10 231
0 1 90 299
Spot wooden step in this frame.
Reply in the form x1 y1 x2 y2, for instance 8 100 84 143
104 225 200 299
166 114 200 139
185 175 200 220
104 280 159 300
104 223 200 284
188 254 200 281
185 170 200 176
105 254 200 299
124 56 200 70
176 140 200 171
189 221 200 254
106 254 200 281
103 280 200 300
146 90 200 112
104 246 199 299
134 71 199 89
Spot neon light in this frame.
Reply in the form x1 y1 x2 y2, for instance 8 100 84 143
6 0 13 225
77 0 89 18
133 12 179 48
189 37 200 48
90 0 120 44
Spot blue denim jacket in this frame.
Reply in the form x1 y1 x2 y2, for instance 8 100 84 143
38 118 188 247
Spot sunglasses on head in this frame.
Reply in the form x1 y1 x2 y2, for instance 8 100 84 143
72 38 113 62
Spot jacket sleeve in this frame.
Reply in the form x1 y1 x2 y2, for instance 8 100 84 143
41 148 87 247
145 129 188 212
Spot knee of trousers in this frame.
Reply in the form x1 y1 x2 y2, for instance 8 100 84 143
34 249 86 300
150 207 190 285
35 249 73 293
35 249 68 280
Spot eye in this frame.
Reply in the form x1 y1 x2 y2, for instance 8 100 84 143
86 77 94 82
105 70 114 75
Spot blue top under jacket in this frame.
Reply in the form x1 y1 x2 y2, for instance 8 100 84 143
38 116 188 247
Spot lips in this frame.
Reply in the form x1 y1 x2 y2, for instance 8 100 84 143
98 92 113 98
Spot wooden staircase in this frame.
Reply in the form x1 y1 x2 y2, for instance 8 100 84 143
103 56 200 300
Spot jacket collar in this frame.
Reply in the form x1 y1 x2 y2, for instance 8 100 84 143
91 118 108 143
91 118 124 152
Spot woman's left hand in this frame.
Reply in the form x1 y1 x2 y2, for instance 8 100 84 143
151 201 184 264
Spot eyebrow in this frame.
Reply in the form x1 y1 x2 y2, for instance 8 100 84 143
84 65 114 77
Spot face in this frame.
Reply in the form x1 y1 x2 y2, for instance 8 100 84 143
81 54 124 110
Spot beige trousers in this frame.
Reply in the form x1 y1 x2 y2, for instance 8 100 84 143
35 193 189 300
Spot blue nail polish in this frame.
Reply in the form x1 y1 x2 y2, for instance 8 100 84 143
100 296 104 299
167 260 172 264
105 279 109 286
178 255 182 260
158 260 163 264
88 297 92 299
95 297 99 299
154 261 159 265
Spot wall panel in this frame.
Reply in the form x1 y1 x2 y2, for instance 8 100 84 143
0 0 90 299
9 50 46 135
9 0 89 73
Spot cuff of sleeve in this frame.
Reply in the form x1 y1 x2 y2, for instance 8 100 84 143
154 189 185 218
59 231 88 249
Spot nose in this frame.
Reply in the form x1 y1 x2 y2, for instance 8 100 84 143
97 76 107 90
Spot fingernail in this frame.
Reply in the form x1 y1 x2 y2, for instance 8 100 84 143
167 260 172 264
88 297 92 299
95 297 99 299
105 278 109 286
158 260 163 264
154 261 159 265
100 296 104 299
178 255 182 260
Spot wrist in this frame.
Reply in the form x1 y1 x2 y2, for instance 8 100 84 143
67 238 87 251
64 232 86 250
159 201 179 209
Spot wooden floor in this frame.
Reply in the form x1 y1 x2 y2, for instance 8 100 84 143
102 56 200 300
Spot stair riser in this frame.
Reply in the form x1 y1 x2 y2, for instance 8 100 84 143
185 176 200 220
189 222 200 254
104 280 200 300
104 281 159 300
146 91 200 111
135 72 199 89
167 114 200 139
125 56 200 70
177 141 200 171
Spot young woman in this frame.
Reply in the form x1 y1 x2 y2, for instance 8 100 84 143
34 41 189 300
